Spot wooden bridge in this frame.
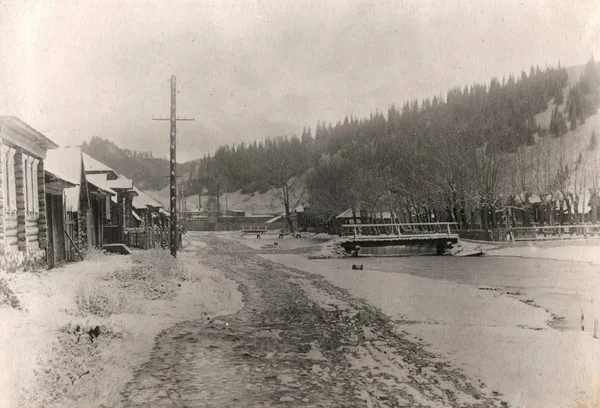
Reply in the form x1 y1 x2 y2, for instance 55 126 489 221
339 222 459 255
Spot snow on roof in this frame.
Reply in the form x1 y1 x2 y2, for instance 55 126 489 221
132 186 163 210
45 146 85 212
266 205 305 222
265 215 284 224
45 146 82 186
0 116 58 150
82 152 116 174
86 173 115 196
132 210 142 222
107 178 133 190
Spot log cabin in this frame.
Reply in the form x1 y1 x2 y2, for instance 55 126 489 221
82 153 138 246
0 117 58 270
46 146 114 259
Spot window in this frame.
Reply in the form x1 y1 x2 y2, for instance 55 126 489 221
32 159 39 213
3 147 17 213
1 145 8 213
22 154 29 213
27 156 35 214
20 154 39 216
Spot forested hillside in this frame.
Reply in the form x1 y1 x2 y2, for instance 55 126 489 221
82 137 195 190
181 60 600 228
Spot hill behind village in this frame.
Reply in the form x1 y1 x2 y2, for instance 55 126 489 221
88 60 600 222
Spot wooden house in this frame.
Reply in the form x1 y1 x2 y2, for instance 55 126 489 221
0 117 58 270
44 169 76 268
82 153 137 246
46 146 115 259
264 205 323 233
127 186 166 248
327 208 398 235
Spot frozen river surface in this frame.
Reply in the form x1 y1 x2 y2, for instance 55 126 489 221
264 251 600 408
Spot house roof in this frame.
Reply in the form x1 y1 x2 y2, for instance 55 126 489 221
107 178 134 190
265 215 284 224
82 152 117 176
44 146 82 186
132 210 142 222
45 146 86 212
44 169 77 195
265 205 305 224
0 116 58 154
132 186 163 210
86 173 116 196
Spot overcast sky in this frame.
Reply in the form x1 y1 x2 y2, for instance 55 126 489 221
1 0 599 161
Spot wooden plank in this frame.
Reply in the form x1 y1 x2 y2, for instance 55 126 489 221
64 229 84 261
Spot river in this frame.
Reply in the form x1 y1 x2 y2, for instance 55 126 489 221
264 250 600 408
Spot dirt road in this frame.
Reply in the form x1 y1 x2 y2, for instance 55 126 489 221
119 234 506 407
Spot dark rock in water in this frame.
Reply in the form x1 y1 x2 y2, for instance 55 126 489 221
352 264 363 270
89 325 101 342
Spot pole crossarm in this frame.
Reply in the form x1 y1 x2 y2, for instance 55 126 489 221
152 117 196 121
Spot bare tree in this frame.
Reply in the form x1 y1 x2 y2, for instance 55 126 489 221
264 137 307 233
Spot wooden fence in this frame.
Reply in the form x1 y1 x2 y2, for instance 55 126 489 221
456 224 600 242
125 227 169 249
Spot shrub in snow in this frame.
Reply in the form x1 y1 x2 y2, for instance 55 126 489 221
74 284 126 317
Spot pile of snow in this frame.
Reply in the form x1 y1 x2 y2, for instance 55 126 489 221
307 238 347 259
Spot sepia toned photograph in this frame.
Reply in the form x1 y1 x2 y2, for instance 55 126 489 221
1 0 600 407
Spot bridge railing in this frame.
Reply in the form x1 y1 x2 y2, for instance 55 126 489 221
342 222 459 238
241 226 269 234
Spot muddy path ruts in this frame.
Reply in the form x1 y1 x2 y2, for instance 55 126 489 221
118 234 507 407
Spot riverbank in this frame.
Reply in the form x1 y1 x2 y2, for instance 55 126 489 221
0 242 242 407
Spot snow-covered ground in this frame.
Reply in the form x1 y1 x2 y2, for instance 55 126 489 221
264 239 600 408
0 240 242 408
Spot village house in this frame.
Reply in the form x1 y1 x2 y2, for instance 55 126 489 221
128 186 167 248
82 153 138 247
0 116 58 270
45 146 114 261
44 166 76 268
265 204 323 233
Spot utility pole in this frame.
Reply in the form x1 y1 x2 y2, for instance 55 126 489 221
153 75 194 257
215 182 220 231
